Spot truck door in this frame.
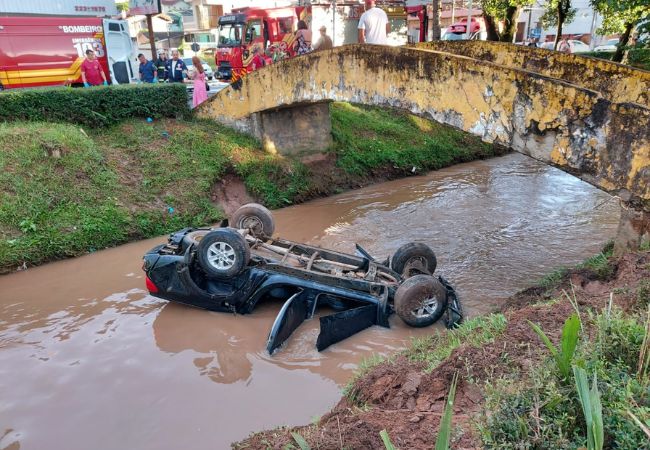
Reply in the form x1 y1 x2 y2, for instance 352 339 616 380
102 19 135 84
242 18 264 68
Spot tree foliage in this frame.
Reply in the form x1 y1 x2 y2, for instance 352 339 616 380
482 0 534 42
540 0 577 28
591 0 650 61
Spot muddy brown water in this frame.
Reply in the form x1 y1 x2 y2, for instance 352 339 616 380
0 154 620 450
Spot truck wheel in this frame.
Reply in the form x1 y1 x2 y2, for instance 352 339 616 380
391 243 437 278
231 203 275 239
196 229 250 279
394 275 447 327
182 229 210 250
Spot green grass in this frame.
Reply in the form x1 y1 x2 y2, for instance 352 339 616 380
0 119 250 271
403 314 508 373
330 102 501 175
0 103 504 272
480 308 650 449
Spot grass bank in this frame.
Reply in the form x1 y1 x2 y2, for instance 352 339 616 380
236 247 650 449
0 103 504 272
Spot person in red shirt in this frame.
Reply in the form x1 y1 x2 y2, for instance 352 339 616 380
81 49 108 87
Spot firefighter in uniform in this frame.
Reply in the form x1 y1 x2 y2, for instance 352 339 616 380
154 49 168 81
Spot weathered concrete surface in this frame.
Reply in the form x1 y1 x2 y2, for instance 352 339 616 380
613 207 650 256
250 103 332 155
415 41 650 107
197 44 649 211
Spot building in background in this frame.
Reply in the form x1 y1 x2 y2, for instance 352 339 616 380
0 0 118 16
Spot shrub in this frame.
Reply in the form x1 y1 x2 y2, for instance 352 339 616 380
580 48 650 71
0 83 190 127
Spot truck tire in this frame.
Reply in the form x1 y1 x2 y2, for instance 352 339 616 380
231 203 275 239
196 229 250 279
394 274 447 327
182 229 210 250
391 242 437 278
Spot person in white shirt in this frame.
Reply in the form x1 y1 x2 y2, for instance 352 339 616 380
357 0 390 45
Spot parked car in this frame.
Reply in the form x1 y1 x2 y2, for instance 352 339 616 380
540 39 590 53
594 38 619 52
183 58 214 80
442 17 487 41
142 204 462 354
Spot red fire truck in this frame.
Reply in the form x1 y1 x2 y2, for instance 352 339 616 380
0 16 135 90
215 7 299 81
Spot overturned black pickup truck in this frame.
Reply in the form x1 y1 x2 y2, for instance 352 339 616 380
142 203 462 353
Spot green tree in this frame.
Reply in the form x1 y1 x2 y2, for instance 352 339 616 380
541 0 577 50
482 0 534 43
591 0 650 62
116 2 129 13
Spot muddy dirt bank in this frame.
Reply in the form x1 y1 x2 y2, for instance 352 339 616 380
235 249 650 449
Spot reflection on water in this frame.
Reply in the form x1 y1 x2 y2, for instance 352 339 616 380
0 154 620 450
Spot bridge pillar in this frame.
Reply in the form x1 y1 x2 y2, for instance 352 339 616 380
614 206 650 256
250 103 332 156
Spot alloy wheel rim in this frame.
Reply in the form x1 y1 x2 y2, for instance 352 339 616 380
207 241 236 270
412 296 438 318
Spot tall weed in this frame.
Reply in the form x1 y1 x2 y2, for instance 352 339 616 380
435 373 458 450
529 313 581 381
573 366 604 450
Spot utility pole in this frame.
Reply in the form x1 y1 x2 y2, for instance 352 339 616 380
589 8 598 49
466 0 473 39
146 14 156 58
525 7 533 41
332 0 336 47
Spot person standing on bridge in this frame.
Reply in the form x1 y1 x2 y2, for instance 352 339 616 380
358 0 390 45
313 26 333 51
295 20 312 55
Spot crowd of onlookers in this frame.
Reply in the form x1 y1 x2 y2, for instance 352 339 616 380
81 46 208 107
80 0 390 107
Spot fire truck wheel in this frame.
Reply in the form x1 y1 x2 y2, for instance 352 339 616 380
231 203 275 240
394 275 447 328
196 229 250 279
391 243 437 278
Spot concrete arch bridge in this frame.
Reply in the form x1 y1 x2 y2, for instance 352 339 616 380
197 43 650 251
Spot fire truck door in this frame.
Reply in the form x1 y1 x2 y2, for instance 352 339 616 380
102 19 135 84
263 20 270 49
245 19 264 48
